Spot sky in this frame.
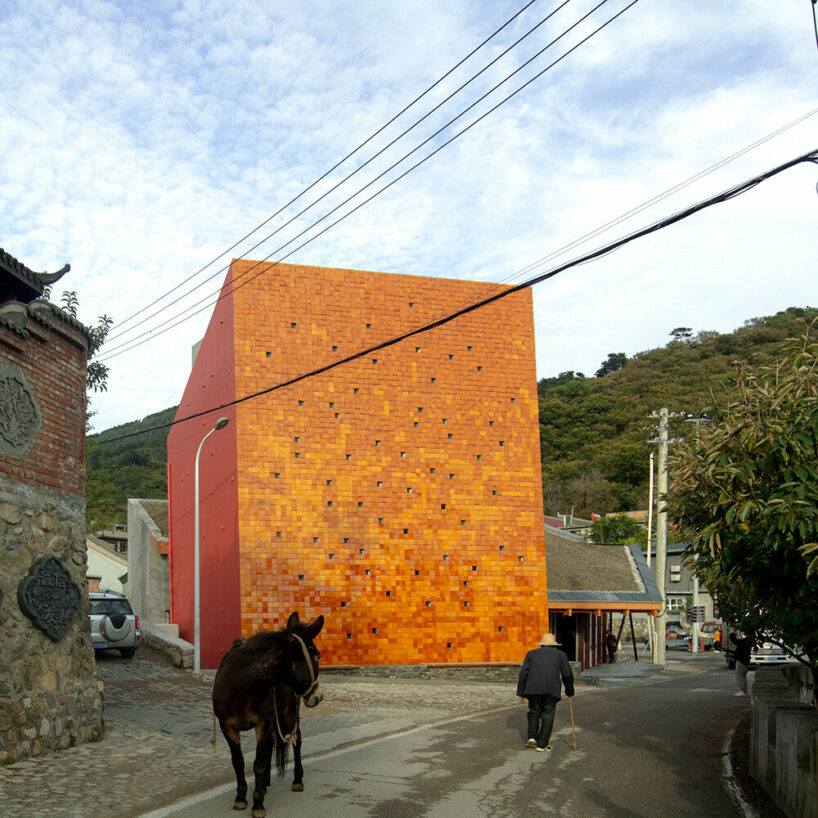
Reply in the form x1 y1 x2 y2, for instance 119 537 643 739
2 0 817 433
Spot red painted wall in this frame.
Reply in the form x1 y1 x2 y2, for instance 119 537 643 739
167 272 240 668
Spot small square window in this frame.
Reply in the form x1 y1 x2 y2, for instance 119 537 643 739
298 400 304 406
449 474 455 480
329 553 334 559
464 601 469 607
461 520 466 526
441 504 446 509
467 345 472 351
377 481 382 487
472 565 477 571
499 545 504 551
443 555 449 561
313 537 318 543
346 454 351 460
416 347 421 353
291 322 297 328
294 452 301 458
449 354 454 360
415 570 420 576
332 345 338 351
365 569 371 576
327 479 332 485
372 628 378 634
265 351 271 358
358 501 363 507
498 626 504 633
477 366 482 372
294 436 300 442
366 323 372 329
347 633 352 639
414 421 419 427
431 377 436 383
372 358 378 364
430 467 435 474
386 590 391 597
335 412 340 419
463 580 469 586
499 441 504 447
518 556 524 562
327 501 333 507
375 440 381 446
407 487 412 493
409 302 414 307
354 387 359 394
477 455 482 461
344 537 350 543
511 398 516 403
298 574 304 580
418 407 423 412
447 433 453 439
341 601 346 607
359 548 364 554
403 528 409 534
329 402 334 408
489 421 494 427
492 490 497 496
426 600 431 606
378 517 384 524
276 531 282 538
442 418 447 424
447 642 452 649
274 472 280 478
400 452 406 458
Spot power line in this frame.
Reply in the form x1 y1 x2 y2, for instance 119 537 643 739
97 0 635 362
106 0 546 340
97 146 818 444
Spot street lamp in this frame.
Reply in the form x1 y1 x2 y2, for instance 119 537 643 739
194 416 230 673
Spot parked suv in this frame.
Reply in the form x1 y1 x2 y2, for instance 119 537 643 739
89 590 140 658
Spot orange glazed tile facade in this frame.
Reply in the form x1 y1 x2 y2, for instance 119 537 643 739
229 261 549 665
168 261 549 667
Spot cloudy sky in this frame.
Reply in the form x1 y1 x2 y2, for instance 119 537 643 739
2 0 816 432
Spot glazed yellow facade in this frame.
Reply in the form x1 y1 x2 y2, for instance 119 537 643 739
230 261 548 665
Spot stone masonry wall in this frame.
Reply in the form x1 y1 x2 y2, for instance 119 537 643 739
0 300 103 762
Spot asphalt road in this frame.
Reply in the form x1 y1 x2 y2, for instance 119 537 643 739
143 657 754 818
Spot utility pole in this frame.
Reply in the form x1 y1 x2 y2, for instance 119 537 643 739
646 451 654 569
654 408 669 666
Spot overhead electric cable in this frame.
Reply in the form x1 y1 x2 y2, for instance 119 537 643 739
104 0 587 348
108 0 545 338
97 0 633 362
96 146 818 444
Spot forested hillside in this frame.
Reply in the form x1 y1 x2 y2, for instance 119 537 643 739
538 307 817 517
84 307 816 530
86 406 177 531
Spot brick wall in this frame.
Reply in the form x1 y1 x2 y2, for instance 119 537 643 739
229 262 549 665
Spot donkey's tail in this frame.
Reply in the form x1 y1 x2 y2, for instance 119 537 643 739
274 731 290 778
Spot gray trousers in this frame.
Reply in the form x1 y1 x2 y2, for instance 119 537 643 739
735 660 749 693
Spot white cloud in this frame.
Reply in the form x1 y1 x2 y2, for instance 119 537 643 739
0 0 815 432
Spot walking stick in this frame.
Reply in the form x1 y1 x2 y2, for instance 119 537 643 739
568 697 577 751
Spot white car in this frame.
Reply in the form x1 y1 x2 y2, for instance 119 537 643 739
749 641 790 666
89 590 140 658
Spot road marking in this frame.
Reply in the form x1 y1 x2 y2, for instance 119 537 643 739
721 723 758 818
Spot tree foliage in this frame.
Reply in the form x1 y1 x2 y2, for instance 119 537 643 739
668 322 818 703
538 307 818 518
594 352 627 378
587 514 647 546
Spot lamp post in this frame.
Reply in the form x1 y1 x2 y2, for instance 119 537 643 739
194 416 229 673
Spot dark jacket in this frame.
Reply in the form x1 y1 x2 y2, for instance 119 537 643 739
516 645 575 699
734 636 753 666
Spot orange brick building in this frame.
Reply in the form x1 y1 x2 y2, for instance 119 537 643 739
167 261 549 668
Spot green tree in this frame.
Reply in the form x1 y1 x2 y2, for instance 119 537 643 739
594 352 627 378
669 322 818 705
587 513 647 546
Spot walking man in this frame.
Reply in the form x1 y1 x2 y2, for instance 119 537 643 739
517 633 574 752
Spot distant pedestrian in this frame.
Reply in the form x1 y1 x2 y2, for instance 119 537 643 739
517 633 574 752
605 629 618 663
734 633 754 696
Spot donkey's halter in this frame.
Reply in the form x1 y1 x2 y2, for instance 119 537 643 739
271 632 319 747
291 632 319 701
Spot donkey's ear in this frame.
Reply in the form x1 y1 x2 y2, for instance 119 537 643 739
305 615 324 641
286 612 300 631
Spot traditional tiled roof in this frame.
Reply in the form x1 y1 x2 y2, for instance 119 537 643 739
545 527 662 608
0 247 70 304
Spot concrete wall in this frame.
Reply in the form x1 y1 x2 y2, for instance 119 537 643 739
750 666 818 817
127 499 170 624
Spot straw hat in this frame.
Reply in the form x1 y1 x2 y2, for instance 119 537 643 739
538 633 560 646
